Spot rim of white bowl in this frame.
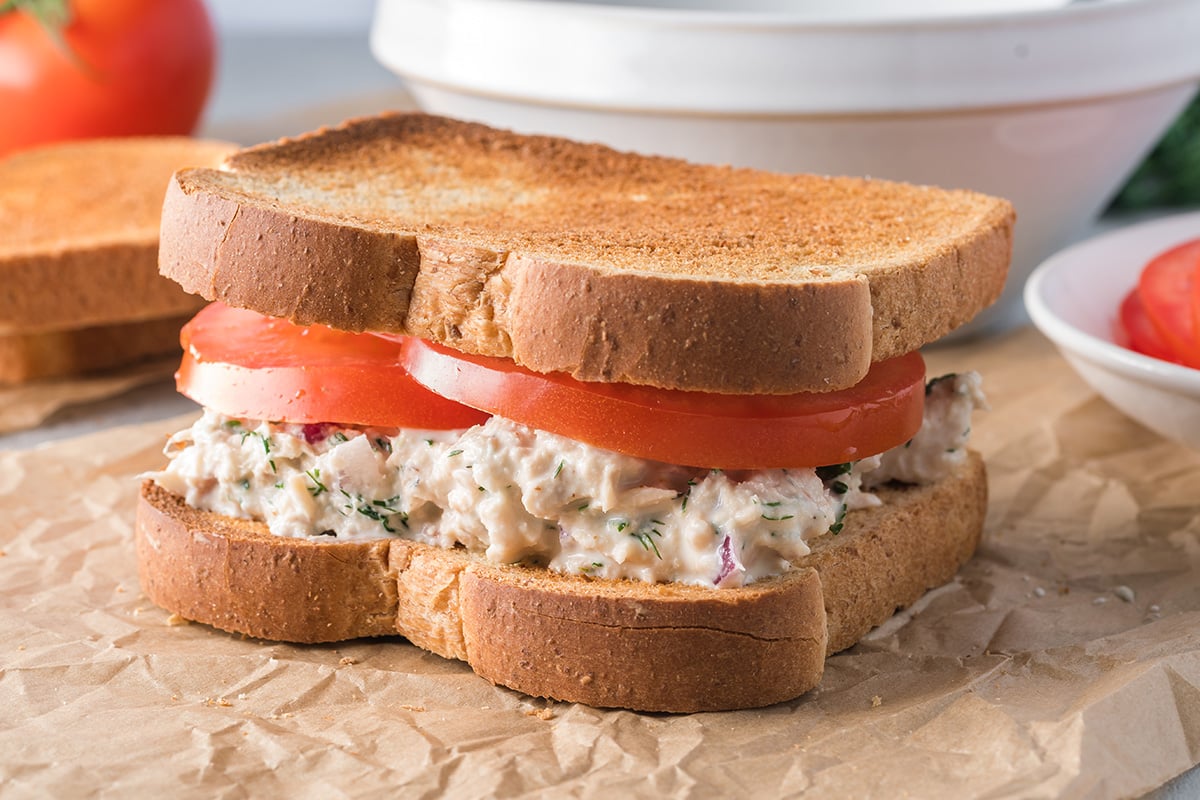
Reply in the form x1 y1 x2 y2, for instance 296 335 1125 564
1024 211 1200 395
371 0 1200 114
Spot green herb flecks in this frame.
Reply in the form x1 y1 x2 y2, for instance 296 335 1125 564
305 468 327 497
816 463 852 482
242 430 278 473
336 491 408 532
631 529 663 560
829 504 847 535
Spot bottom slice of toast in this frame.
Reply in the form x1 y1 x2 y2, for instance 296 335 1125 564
135 452 986 712
0 314 196 384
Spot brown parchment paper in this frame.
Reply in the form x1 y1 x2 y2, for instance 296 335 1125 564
0 359 176 435
4 325 1200 799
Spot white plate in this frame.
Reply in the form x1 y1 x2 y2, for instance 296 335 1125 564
1025 211 1200 449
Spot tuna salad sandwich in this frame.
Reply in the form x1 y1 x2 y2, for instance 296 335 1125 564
137 114 1013 712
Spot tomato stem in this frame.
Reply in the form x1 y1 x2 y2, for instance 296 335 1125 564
1 0 70 28
1 0 75 62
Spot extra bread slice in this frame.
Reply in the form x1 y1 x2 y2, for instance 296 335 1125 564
0 313 193 384
135 451 986 712
1 137 235 335
158 114 1013 394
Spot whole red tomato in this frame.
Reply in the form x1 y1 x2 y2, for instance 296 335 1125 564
0 0 215 156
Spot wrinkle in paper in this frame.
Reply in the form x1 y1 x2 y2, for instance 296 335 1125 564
3 327 1200 798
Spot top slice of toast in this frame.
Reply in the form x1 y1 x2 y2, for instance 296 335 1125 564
159 114 1013 394
1 137 236 334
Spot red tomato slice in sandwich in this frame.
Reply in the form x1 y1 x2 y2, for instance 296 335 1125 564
177 303 490 429
1118 288 1185 365
1138 238 1200 368
400 338 926 470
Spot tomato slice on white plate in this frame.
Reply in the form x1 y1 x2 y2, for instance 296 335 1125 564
1138 238 1200 367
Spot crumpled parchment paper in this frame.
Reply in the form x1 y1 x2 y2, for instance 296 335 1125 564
3 326 1200 799
0 359 177 436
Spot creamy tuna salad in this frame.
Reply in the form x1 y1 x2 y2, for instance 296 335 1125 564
150 373 985 588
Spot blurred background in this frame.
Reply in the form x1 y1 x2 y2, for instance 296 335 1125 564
202 0 402 142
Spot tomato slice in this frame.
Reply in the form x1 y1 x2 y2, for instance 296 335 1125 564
1137 238 1200 367
1118 288 1185 364
177 303 490 429
400 338 926 469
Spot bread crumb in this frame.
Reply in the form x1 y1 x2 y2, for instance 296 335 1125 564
871 696 882 708
0 549 6 557
237 693 247 700
17 644 25 651
1114 585 1136 603
203 697 232 708
338 656 358 666
400 705 426 713
166 613 189 626
525 708 555 720
115 585 125 593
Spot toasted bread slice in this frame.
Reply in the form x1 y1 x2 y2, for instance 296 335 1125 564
1 137 235 335
159 114 1013 394
0 313 193 384
135 452 985 712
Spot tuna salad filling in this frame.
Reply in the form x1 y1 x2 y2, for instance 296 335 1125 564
150 373 985 589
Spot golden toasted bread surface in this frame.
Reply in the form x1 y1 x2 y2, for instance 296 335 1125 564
159 114 1013 393
0 137 234 334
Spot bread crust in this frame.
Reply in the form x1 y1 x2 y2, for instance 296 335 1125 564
135 452 986 712
0 137 234 334
0 313 194 384
157 114 1013 393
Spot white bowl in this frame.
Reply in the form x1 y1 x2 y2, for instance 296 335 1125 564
370 0 1200 336
1025 211 1200 450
